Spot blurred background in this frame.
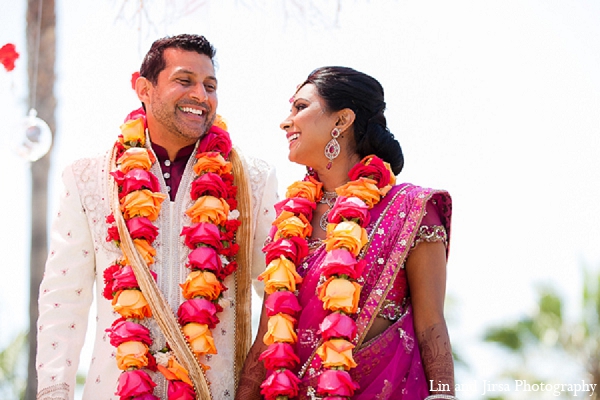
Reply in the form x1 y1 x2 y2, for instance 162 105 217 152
1 1 599 399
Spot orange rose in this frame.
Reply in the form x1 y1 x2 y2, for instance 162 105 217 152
316 339 357 370
182 322 217 356
120 189 167 221
258 256 303 295
285 176 322 203
133 238 156 265
193 152 232 176
112 289 152 319
118 148 155 172
120 118 146 147
180 270 224 300
115 340 149 370
214 114 228 131
273 213 312 240
157 356 194 385
324 221 368 257
336 177 381 208
263 313 297 345
317 277 361 314
185 196 230 225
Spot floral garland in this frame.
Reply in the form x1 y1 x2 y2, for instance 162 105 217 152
258 155 395 399
103 107 240 399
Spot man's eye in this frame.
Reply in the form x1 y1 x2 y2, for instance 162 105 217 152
205 84 216 91
178 79 191 85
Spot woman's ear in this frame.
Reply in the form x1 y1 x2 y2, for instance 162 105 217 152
336 108 356 132
135 76 152 103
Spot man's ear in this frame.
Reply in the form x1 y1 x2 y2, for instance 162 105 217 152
336 108 356 132
135 76 152 103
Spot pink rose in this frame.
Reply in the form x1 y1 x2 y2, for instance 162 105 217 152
115 369 156 398
316 369 360 397
181 222 222 250
260 369 301 400
112 265 157 293
348 155 391 188
265 290 301 317
319 312 357 341
320 249 365 280
107 318 152 347
126 217 159 243
177 298 219 329
274 197 316 221
186 246 222 273
190 172 228 201
167 380 196 400
263 237 309 266
328 196 371 227
197 125 232 157
258 342 300 370
129 394 159 400
114 169 160 198
124 106 147 125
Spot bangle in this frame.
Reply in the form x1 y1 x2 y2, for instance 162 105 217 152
424 395 457 400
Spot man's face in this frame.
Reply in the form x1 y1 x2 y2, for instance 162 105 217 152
143 48 218 148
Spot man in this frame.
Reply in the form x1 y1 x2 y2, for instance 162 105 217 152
36 34 278 400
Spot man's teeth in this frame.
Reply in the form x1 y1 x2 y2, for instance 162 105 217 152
180 107 203 115
288 133 300 143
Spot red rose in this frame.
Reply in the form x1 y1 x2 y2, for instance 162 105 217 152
348 155 391 188
260 369 301 400
106 225 120 243
259 342 300 370
328 196 371 227
197 125 232 157
316 369 360 397
319 249 365 280
181 222 222 250
0 43 19 72
115 369 156 398
186 246 222 273
265 290 301 317
190 172 228 201
112 169 160 198
221 219 241 241
102 263 121 300
263 237 309 266
319 312 357 341
111 265 139 292
274 197 316 221
177 298 219 329
221 260 238 278
106 214 116 224
219 242 239 258
106 318 152 347
168 380 196 400
126 217 159 243
146 352 158 372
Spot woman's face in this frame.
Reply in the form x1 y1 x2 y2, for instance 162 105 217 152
280 83 338 168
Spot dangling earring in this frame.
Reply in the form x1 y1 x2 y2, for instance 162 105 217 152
325 127 341 170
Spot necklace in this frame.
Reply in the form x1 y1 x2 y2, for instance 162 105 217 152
104 107 237 400
258 155 395 399
318 190 338 231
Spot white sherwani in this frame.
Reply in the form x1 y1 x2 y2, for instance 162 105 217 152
36 147 278 400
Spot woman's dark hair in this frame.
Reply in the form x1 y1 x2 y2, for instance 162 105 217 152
300 66 404 175
140 34 216 85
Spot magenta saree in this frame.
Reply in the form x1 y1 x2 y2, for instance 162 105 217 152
294 183 452 399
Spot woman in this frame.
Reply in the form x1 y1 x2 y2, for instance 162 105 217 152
236 67 455 400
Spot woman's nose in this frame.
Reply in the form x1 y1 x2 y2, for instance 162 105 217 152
280 116 292 131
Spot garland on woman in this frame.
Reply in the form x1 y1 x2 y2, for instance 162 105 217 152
102 107 240 399
258 155 395 399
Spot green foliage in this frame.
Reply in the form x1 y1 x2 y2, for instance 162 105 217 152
0 331 27 400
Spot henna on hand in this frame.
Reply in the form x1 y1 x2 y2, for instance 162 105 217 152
417 322 455 395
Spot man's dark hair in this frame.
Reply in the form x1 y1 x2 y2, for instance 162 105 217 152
140 34 216 85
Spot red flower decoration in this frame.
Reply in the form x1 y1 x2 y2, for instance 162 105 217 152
263 237 309 266
116 369 157 398
316 369 360 397
319 312 357 341
258 342 300 370
265 290 301 317
348 155 391 188
126 216 159 243
131 71 140 90
107 318 152 347
167 380 196 400
181 222 223 250
260 369 301 400
0 43 19 72
177 298 220 328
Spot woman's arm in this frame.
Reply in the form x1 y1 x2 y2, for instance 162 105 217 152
405 240 455 395
236 297 269 400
